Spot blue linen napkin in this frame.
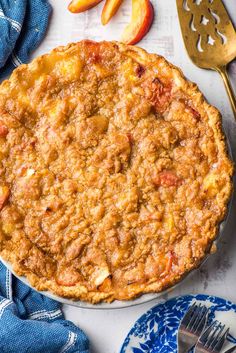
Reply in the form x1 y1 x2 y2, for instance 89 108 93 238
0 1 90 351
0 0 51 79
0 262 89 353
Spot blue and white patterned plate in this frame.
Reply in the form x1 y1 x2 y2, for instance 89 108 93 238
120 294 236 353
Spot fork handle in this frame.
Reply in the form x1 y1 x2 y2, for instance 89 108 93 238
218 66 236 120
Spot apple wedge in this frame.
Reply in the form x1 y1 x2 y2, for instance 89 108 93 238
121 0 154 45
101 0 123 25
68 0 103 13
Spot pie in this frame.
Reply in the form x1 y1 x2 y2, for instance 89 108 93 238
0 40 233 303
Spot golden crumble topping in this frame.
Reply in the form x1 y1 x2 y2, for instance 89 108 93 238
0 41 233 303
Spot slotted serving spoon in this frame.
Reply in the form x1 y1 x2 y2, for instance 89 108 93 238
176 0 236 118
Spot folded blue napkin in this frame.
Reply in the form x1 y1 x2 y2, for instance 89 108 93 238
0 1 90 351
0 0 51 79
0 262 89 353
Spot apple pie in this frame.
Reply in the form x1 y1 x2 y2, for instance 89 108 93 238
0 41 233 303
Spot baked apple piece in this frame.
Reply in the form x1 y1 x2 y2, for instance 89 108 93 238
121 0 154 45
101 0 123 25
68 0 103 13
0 186 10 211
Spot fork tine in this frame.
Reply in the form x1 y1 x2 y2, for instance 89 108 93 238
192 306 206 331
224 345 236 353
213 327 230 352
199 321 217 345
191 305 203 329
210 324 225 349
205 321 222 348
193 306 209 334
181 303 197 326
186 304 202 330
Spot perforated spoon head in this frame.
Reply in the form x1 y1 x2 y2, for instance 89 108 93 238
176 0 236 70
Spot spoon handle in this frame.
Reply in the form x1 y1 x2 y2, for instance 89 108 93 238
218 65 236 120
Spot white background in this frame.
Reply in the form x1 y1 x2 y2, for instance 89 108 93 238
33 1 236 352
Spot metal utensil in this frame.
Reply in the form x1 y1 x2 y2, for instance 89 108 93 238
225 347 236 353
194 320 229 353
178 303 209 353
176 0 236 119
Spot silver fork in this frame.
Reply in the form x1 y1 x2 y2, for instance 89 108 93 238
225 347 236 353
178 303 209 353
194 320 229 353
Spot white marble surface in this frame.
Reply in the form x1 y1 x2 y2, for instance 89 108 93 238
33 1 236 352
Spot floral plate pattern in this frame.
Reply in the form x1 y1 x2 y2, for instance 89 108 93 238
120 294 236 353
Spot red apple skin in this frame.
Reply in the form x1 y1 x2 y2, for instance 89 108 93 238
130 1 154 45
68 0 103 13
122 0 154 45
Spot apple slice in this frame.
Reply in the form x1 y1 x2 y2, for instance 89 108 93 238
101 0 123 25
68 0 103 13
121 0 154 45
